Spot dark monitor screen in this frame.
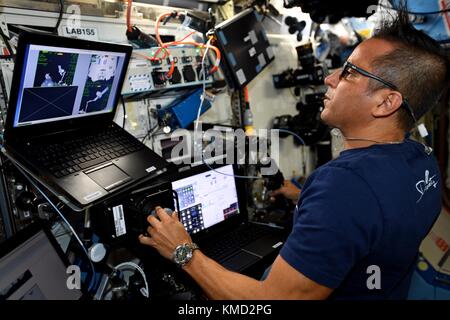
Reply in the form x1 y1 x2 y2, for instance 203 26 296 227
214 8 275 88
0 225 82 300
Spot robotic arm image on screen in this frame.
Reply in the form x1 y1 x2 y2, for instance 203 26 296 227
78 55 117 114
40 65 67 87
79 87 109 114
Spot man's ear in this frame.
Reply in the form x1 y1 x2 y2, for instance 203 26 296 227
372 90 404 118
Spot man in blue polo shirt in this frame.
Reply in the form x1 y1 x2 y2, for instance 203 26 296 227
138 10 448 299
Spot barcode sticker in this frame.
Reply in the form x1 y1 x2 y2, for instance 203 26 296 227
257 53 266 67
146 166 156 173
236 69 247 85
112 205 127 237
272 241 283 249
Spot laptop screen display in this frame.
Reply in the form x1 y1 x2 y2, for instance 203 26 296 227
171 165 240 234
13 44 127 128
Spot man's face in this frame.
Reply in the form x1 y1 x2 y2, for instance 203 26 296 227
321 38 396 131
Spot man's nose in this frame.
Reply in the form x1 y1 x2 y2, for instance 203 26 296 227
324 68 340 88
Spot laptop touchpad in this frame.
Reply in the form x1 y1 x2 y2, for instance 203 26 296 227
221 251 260 272
86 164 131 191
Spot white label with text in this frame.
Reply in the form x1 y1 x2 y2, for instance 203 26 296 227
62 26 98 40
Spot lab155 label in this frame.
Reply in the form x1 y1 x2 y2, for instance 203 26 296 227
63 26 98 40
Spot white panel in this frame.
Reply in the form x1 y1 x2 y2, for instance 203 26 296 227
247 35 316 178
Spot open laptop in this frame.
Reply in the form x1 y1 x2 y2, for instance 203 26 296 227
3 29 168 208
171 164 286 272
0 222 83 300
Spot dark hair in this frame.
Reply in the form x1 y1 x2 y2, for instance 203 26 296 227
370 4 449 131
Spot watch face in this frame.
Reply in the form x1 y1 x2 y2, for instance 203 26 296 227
174 244 192 265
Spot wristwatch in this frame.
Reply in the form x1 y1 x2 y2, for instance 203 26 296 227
172 243 199 267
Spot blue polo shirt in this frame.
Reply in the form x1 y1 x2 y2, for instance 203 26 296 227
280 139 441 299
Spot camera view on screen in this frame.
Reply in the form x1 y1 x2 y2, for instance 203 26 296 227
13 44 127 127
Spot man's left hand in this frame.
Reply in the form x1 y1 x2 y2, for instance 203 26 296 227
138 206 193 260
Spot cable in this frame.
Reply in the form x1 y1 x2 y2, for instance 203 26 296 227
54 0 64 34
153 11 221 77
114 262 149 298
141 121 159 143
276 128 306 146
172 40 221 74
194 39 263 179
194 37 212 134
193 36 305 179
121 96 127 129
152 31 195 60
13 165 97 292
127 0 133 33
155 12 176 78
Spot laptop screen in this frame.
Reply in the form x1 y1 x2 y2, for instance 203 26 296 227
171 165 240 234
13 44 127 128
0 228 82 300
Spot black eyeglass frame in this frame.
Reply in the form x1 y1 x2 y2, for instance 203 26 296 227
339 61 417 123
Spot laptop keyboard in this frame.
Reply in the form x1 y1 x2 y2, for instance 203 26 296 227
32 126 144 178
201 224 271 262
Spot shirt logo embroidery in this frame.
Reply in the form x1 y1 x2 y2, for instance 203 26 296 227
416 170 438 203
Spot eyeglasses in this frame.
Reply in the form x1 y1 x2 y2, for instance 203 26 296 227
340 61 398 90
339 61 417 123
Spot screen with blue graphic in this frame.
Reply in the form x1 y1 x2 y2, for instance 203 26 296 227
175 184 196 209
13 44 127 127
171 165 240 234
180 204 205 234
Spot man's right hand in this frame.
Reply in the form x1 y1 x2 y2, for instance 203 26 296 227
270 180 301 203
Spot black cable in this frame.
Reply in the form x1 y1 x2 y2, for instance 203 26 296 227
54 0 65 34
141 124 159 143
384 1 449 15
121 96 127 129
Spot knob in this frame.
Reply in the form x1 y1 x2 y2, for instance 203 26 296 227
89 243 107 263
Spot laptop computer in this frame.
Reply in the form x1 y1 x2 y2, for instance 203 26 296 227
171 164 286 272
3 29 168 208
0 222 84 300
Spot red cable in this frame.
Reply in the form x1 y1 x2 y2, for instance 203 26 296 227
162 40 221 74
154 12 221 77
152 31 196 60
243 87 249 103
127 0 133 33
155 13 175 77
